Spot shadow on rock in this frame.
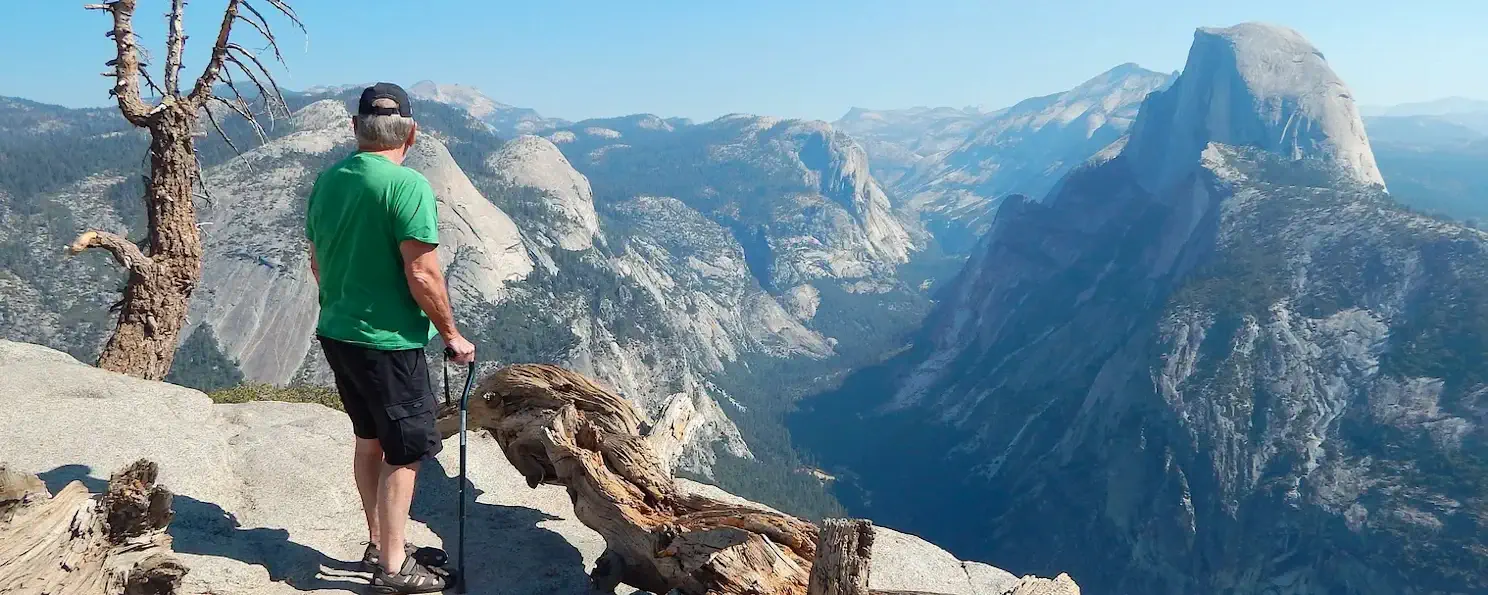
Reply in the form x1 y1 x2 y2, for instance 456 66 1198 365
170 494 367 591
37 457 599 594
40 464 364 592
412 456 597 594
38 464 107 494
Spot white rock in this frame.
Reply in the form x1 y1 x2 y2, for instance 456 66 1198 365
0 340 611 594
406 136 535 299
783 284 822 321
0 341 1045 594
1124 23 1385 190
486 135 602 251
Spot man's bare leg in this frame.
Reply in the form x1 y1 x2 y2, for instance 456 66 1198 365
354 438 383 544
377 461 420 572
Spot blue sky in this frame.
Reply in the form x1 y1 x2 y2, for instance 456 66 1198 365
3 0 1484 122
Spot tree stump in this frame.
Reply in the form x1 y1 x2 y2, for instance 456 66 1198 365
438 364 820 594
0 460 188 595
808 519 875 595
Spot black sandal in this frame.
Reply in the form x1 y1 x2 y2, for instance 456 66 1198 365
362 542 450 572
373 554 450 594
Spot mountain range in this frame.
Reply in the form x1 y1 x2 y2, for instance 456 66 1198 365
0 83 942 517
838 63 1177 252
795 22 1486 595
1 19 1485 595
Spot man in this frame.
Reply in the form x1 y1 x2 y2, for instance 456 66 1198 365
305 82 476 593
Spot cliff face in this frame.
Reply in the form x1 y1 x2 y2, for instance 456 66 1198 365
553 114 916 292
797 23 1487 595
1123 23 1384 191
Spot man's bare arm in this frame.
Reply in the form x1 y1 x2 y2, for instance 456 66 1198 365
399 240 475 362
308 242 319 284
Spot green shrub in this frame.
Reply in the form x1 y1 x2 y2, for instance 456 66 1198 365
207 383 343 411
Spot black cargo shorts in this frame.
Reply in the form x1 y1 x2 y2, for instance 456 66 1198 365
319 337 443 466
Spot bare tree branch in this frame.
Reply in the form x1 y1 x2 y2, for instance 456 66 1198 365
193 152 217 205
162 0 187 95
200 102 256 176
188 0 243 104
67 230 155 277
87 0 152 126
209 95 266 144
236 2 285 64
225 44 287 114
202 102 245 158
260 0 306 35
137 64 165 100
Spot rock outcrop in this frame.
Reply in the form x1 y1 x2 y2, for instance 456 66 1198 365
1123 23 1384 191
796 22 1486 595
186 100 344 385
555 114 916 290
486 135 602 251
0 340 1071 594
405 135 535 299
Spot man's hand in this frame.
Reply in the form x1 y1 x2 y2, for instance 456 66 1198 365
445 334 476 364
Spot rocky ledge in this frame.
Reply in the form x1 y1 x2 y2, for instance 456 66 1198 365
0 340 1076 595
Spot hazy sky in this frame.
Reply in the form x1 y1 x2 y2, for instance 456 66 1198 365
3 0 1484 122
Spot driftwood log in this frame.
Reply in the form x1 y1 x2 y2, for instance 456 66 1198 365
435 364 1077 595
438 364 820 594
0 460 187 594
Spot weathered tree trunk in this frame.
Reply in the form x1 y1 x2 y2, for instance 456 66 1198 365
0 460 188 594
808 519 874 595
438 364 820 594
73 0 302 380
93 109 203 379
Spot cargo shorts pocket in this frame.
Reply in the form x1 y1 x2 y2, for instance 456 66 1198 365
382 396 442 466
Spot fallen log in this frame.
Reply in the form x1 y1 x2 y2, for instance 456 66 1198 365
435 364 1080 595
438 364 819 594
0 460 187 595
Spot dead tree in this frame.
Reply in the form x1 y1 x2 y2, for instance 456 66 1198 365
0 460 187 594
71 0 303 379
439 364 821 594
808 519 875 595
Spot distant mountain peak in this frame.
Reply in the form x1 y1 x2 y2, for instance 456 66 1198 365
407 80 512 119
286 98 349 133
1087 62 1165 81
406 80 567 137
1123 21 1385 190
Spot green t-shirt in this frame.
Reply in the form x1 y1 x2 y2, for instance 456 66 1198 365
305 152 439 350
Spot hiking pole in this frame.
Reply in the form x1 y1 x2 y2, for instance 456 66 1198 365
444 347 475 594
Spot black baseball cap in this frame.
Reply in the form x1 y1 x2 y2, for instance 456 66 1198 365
358 82 412 117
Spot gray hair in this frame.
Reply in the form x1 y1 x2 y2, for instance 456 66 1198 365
354 99 415 150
